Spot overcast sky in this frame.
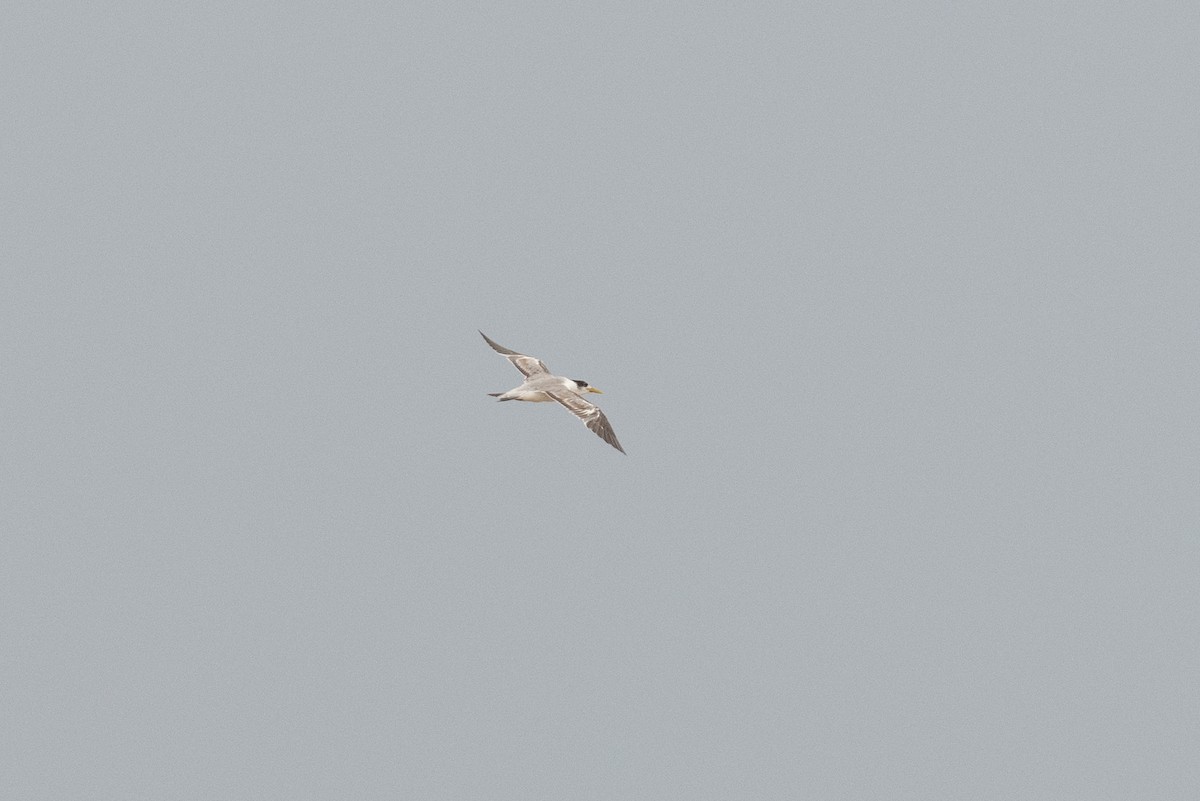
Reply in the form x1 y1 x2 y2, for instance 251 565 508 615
3 2 1198 799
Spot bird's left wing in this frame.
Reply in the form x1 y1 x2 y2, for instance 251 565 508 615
479 331 550 377
547 391 626 454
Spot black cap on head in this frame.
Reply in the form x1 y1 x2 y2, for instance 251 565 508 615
573 379 589 388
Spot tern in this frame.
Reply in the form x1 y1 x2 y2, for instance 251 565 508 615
480 331 625 454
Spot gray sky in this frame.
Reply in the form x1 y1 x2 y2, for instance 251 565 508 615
3 2 1198 799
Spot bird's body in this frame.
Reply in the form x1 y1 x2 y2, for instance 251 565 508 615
480 331 625 454
490 373 586 403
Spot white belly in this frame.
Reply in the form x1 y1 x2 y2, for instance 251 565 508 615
508 390 555 402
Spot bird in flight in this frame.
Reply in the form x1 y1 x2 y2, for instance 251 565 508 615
480 331 625 454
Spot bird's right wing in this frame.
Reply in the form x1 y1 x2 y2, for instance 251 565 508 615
479 331 549 377
547 391 626 454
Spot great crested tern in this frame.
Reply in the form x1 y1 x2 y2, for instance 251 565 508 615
480 331 625 454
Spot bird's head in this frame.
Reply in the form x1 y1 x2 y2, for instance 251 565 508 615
573 379 603 394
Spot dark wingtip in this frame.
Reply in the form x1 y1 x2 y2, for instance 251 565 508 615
479 331 521 356
479 330 499 351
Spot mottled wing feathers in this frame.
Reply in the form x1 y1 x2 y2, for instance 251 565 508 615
547 391 626 454
479 331 549 377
